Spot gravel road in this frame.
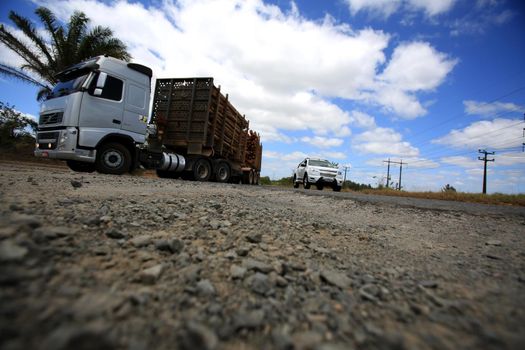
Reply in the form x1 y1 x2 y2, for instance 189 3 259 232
1 161 524 350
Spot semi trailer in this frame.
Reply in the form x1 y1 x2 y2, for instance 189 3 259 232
34 56 262 184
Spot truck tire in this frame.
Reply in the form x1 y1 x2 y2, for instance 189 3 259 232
242 171 250 184
215 162 231 183
66 160 95 173
303 174 311 189
316 184 324 190
96 142 131 175
193 158 212 181
293 175 299 188
333 185 342 192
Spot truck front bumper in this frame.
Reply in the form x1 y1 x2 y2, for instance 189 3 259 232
34 127 96 163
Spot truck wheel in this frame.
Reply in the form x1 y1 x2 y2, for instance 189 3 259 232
66 160 95 173
293 175 299 188
303 174 311 189
193 158 212 181
316 184 324 190
96 142 131 175
215 162 231 183
333 185 342 192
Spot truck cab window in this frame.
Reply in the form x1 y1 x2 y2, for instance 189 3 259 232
89 73 123 101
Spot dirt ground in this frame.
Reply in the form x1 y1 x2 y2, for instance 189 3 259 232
1 160 524 350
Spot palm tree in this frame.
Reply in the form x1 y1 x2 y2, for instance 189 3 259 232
0 7 131 100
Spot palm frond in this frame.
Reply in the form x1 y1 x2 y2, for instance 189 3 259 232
0 63 50 89
8 11 54 65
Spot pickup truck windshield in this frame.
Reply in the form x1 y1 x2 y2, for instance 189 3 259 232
309 160 337 168
47 69 90 100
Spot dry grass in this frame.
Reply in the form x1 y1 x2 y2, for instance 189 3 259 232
357 188 525 207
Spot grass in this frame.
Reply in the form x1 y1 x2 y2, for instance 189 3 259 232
357 188 525 207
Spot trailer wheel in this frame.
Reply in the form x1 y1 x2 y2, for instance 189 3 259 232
66 160 95 173
215 162 231 183
303 174 311 189
193 158 212 181
96 142 131 175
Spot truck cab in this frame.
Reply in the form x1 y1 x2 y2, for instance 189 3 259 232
34 56 153 174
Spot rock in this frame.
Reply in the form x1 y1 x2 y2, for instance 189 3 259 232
9 203 23 211
130 235 152 247
196 279 216 297
70 180 82 188
242 258 273 273
236 246 251 256
178 322 218 350
34 226 72 240
0 240 28 261
246 232 263 243
485 254 502 260
292 331 323 350
42 324 116 350
320 269 351 289
139 264 164 284
359 284 379 302
9 214 41 228
419 280 438 289
106 229 126 239
234 309 266 329
248 272 273 295
230 265 247 279
72 292 124 319
485 240 502 246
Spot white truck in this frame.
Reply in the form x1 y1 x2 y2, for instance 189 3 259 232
33 55 262 183
293 157 343 191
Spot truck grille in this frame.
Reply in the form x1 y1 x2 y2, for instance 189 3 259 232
39 112 63 125
37 132 59 150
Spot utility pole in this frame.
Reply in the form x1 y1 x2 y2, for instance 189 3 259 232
478 149 495 194
398 160 404 191
383 158 391 188
342 166 350 188
384 159 406 190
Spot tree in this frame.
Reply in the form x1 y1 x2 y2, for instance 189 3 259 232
0 7 131 100
0 101 37 146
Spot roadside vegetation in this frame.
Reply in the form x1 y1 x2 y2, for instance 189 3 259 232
265 175 525 206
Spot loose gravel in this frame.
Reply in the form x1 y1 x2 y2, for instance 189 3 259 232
0 161 524 350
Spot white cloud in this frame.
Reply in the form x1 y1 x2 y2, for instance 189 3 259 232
495 152 525 166
33 0 454 139
345 0 456 17
352 127 419 156
301 136 344 149
433 118 523 150
349 110 376 129
464 100 522 118
372 42 457 119
366 156 438 168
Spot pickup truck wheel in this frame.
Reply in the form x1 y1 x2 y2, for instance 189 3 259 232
303 174 311 189
193 158 212 181
96 142 131 175
316 184 324 190
216 162 231 183
293 175 299 188
333 185 342 192
66 160 95 173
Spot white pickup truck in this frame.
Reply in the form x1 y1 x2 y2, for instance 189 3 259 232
293 157 343 191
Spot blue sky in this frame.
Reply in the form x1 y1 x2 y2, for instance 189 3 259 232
1 0 524 193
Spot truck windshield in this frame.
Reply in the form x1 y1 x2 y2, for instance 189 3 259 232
309 160 337 168
47 68 91 100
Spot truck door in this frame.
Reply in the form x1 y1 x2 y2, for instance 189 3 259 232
78 72 124 147
297 159 307 179
121 82 148 136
